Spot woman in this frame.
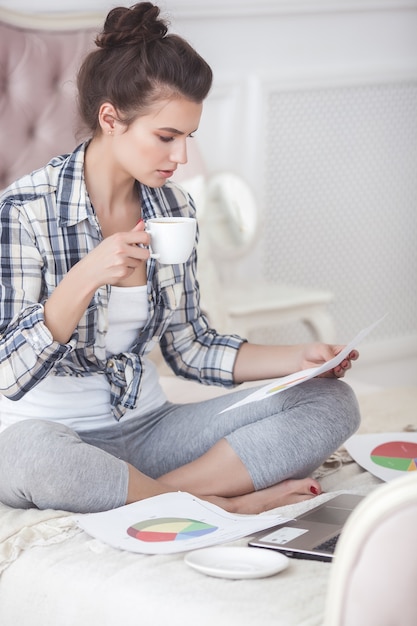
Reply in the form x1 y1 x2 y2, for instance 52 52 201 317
0 2 360 514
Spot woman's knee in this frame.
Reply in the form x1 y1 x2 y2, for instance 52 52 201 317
297 378 361 437
0 420 81 509
333 380 361 434
0 419 128 512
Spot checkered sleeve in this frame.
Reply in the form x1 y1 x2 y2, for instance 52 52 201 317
159 247 246 388
0 200 71 399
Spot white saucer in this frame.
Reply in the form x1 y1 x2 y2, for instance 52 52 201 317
184 546 289 580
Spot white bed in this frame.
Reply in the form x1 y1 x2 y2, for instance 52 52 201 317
1 378 416 626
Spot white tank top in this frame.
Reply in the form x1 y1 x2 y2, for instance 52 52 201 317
0 285 167 432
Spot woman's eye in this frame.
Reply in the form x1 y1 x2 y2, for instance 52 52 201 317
159 136 174 143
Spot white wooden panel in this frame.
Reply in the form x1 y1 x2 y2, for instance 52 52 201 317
255 76 417 343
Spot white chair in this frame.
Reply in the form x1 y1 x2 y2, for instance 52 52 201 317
175 159 335 343
323 472 417 626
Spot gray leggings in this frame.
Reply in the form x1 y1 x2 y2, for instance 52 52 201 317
0 378 360 513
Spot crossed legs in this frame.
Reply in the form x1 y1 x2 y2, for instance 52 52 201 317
0 379 360 514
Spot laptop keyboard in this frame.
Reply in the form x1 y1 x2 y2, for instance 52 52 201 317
314 534 340 554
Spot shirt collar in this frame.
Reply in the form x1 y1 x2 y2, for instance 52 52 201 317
56 141 95 228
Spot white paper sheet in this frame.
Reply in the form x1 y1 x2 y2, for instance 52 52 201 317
221 315 386 414
76 492 290 554
345 432 417 482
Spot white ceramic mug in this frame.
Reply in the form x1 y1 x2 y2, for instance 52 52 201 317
146 217 196 264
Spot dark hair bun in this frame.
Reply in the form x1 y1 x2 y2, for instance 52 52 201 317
77 1 212 134
96 2 168 49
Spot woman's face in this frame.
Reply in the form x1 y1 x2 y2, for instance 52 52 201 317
110 97 203 187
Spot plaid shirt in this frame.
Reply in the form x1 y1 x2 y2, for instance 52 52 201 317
0 143 244 420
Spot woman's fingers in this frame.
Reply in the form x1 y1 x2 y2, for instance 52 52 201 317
333 350 359 378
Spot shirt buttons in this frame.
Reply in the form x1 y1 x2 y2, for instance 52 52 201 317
107 359 115 368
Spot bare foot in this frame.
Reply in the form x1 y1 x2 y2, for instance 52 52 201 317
205 478 322 515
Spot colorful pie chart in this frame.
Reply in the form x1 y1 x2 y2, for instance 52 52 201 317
127 517 218 543
371 441 417 472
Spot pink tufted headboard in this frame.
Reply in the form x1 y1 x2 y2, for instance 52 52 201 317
0 8 103 190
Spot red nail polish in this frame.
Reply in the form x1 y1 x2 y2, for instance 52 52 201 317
310 486 319 495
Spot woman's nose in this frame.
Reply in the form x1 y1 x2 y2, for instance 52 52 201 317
170 140 188 165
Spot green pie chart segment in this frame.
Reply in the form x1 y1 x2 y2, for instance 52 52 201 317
371 441 417 472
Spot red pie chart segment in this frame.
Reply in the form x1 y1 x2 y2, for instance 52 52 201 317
371 441 417 472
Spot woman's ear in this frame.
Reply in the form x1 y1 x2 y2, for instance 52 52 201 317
98 102 119 136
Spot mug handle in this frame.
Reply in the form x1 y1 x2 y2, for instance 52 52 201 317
145 225 160 259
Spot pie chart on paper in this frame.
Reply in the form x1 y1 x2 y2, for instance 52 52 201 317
371 441 417 472
127 517 218 543
344 433 417 481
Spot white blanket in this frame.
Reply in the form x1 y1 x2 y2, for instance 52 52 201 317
0 505 79 575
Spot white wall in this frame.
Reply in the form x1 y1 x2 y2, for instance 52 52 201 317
2 0 417 357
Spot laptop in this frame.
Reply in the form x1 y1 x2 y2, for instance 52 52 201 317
248 493 363 562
